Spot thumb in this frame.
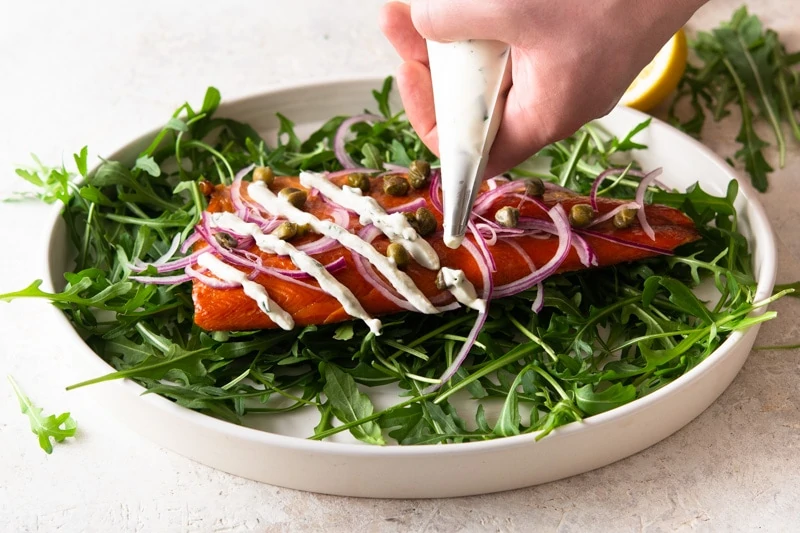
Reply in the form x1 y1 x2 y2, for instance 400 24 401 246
409 0 528 43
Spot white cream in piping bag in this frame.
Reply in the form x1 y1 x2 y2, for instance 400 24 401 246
427 39 512 249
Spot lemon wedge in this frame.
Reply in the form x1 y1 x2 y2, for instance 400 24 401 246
620 29 688 112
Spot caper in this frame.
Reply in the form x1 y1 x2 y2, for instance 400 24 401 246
214 231 238 250
435 269 448 291
613 207 638 229
346 172 370 193
386 242 410 269
198 178 214 197
383 175 410 197
253 166 275 186
295 223 313 238
524 178 545 197
569 204 595 228
413 207 437 236
408 160 431 189
495 206 520 228
271 221 298 240
279 187 307 208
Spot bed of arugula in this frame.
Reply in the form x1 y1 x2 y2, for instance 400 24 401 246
3 76 788 448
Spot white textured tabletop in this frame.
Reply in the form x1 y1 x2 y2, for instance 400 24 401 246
1 1 799 531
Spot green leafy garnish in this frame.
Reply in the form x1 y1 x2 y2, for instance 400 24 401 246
669 6 800 191
8 376 77 454
1 76 788 445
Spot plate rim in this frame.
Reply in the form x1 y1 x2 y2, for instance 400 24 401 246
42 75 778 457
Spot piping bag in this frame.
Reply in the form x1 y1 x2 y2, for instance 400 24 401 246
427 39 512 249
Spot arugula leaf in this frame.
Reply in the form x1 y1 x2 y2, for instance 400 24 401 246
322 364 385 445
8 376 77 454
574 383 636 415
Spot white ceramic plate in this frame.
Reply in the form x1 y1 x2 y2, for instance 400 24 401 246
45 78 777 498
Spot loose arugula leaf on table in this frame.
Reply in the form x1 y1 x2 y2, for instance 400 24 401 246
668 6 800 191
8 376 77 454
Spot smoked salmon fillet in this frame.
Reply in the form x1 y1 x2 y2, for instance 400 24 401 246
190 173 699 332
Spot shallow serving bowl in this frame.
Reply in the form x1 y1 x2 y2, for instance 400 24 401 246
43 78 777 498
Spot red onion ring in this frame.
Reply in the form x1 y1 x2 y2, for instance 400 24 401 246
131 248 205 274
180 231 203 254
385 197 428 214
231 164 255 218
353 225 418 312
184 264 239 289
577 229 672 255
153 234 182 266
587 201 640 227
493 205 572 298
589 167 646 211
428 169 443 213
129 273 193 285
334 114 383 169
635 168 663 241
429 237 492 390
532 283 545 313
468 221 497 272
327 167 379 179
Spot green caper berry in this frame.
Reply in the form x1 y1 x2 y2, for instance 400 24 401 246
253 166 274 186
613 207 638 229
383 175 410 197
279 187 307 208
569 204 595 228
271 221 298 240
414 207 437 236
408 160 431 189
524 178 545 197
494 206 520 228
435 269 448 291
346 172 370 193
386 242 410 269
295 223 313 238
214 231 238 250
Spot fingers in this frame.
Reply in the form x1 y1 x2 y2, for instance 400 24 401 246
409 0 526 43
396 60 439 156
379 1 429 64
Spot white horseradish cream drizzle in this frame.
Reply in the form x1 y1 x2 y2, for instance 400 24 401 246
438 267 486 313
210 211 382 334
196 252 295 330
299 171 440 270
247 181 439 315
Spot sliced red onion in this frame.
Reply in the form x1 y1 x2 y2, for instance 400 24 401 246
153 233 182 266
231 164 255 218
577 229 672 255
383 163 409 173
267 257 347 280
429 237 492 390
472 180 528 215
468 221 496 272
589 167 645 211
333 114 383 169
130 273 192 285
428 169 443 213
385 197 428 214
475 223 498 246
516 215 595 267
486 176 509 190
184 264 239 289
532 283 545 313
295 203 350 255
198 214 322 292
352 225 418 312
493 205 572 298
180 231 203 254
131 248 206 273
327 167 379 179
635 168 662 241
587 201 640 227
572 233 598 268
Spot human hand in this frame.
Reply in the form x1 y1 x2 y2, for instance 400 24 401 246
380 0 707 177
